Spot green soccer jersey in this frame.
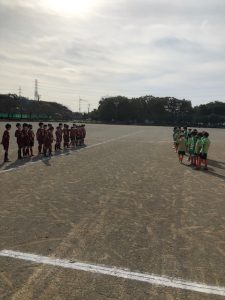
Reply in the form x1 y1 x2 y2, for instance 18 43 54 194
201 137 211 154
174 131 180 143
190 136 197 151
178 137 186 151
187 137 191 149
195 139 202 154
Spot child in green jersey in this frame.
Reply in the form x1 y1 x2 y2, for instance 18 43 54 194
187 132 192 161
173 129 181 153
173 127 177 150
189 131 197 166
177 134 186 163
199 132 211 170
194 132 203 169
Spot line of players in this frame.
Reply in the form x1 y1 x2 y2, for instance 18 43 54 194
1 122 86 162
173 127 210 170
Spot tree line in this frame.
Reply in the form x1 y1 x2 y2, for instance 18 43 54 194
88 96 225 127
0 94 74 120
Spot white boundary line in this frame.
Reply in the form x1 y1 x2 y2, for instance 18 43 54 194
0 131 142 174
0 250 225 297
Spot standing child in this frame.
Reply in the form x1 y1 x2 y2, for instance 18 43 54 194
189 131 197 166
199 132 211 170
28 124 35 156
63 124 70 148
55 126 61 151
15 123 23 159
76 125 82 146
177 133 186 163
194 132 203 169
22 123 29 157
173 128 180 153
173 127 177 149
36 122 44 154
58 123 63 150
43 126 54 156
81 124 86 145
1 124 11 162
70 126 76 148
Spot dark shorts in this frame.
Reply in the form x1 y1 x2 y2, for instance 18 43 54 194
3 145 9 151
17 143 23 148
200 153 207 160
178 151 185 155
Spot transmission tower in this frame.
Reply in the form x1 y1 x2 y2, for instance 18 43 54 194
18 86 22 97
79 97 90 113
34 79 39 101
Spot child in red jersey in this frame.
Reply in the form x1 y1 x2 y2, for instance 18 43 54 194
55 126 61 151
15 123 23 159
28 124 35 156
74 125 79 146
70 126 76 148
81 124 86 145
76 125 82 146
43 126 54 156
1 123 11 162
63 124 70 148
36 122 44 154
22 123 29 157
58 123 63 150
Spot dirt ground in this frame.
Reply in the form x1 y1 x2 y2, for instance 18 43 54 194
0 123 225 299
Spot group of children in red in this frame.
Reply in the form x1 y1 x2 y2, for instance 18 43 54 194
1 122 86 162
173 127 211 170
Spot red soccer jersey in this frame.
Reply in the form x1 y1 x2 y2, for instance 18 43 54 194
15 129 23 147
44 131 54 147
1 130 10 148
28 129 35 143
22 129 29 147
55 130 61 143
36 128 44 143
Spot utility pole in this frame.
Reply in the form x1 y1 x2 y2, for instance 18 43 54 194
88 104 91 114
79 97 81 113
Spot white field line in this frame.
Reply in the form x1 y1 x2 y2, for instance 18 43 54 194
0 131 142 174
0 250 225 297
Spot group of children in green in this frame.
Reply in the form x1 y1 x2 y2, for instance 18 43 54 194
1 122 86 163
173 127 210 170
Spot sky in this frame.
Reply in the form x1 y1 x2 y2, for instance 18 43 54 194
0 0 225 112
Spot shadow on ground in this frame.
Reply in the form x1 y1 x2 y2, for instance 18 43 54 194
0 145 87 172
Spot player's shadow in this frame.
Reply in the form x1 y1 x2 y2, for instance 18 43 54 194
183 163 225 181
205 169 225 182
0 162 6 168
2 156 32 171
0 145 88 171
208 159 225 170
41 156 51 166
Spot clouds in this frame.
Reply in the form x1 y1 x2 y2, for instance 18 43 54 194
0 0 225 110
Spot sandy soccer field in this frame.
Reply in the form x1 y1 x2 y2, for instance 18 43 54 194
0 123 225 299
